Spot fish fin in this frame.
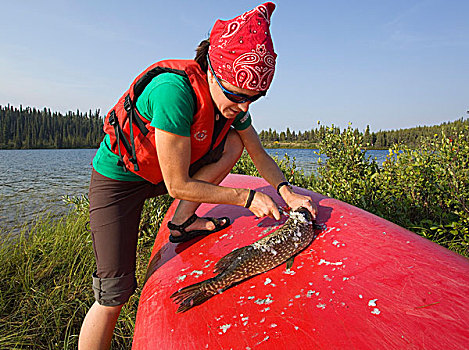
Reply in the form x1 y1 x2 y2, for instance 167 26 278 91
170 279 216 313
213 246 251 274
286 257 295 270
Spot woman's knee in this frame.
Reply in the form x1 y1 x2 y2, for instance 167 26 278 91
92 271 137 307
224 129 244 160
94 301 124 315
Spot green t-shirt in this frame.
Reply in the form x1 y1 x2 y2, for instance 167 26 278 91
92 73 251 181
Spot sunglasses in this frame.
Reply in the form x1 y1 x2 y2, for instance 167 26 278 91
207 54 266 104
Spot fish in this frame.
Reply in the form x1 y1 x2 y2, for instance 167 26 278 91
170 207 319 313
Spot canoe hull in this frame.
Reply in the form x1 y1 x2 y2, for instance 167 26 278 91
132 174 469 350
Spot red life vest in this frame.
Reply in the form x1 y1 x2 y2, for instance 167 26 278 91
103 59 233 184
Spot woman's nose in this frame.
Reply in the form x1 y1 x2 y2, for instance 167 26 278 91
238 101 251 112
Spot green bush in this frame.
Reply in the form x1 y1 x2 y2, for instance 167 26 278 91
311 125 468 256
378 129 468 252
308 125 380 209
233 130 468 256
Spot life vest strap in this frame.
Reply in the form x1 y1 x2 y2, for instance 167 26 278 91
124 95 139 171
109 110 133 172
124 94 149 136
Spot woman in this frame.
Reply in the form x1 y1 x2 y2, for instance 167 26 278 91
78 3 317 349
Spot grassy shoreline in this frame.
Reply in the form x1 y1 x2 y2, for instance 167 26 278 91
0 195 173 349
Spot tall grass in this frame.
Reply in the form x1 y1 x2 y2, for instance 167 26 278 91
0 213 93 349
0 195 172 349
1 125 467 348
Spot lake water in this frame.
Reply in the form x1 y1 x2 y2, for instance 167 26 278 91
266 148 388 177
0 149 96 233
0 148 388 233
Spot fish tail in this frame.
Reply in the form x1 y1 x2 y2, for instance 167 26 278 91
170 278 217 313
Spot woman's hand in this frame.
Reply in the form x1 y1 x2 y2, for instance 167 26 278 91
248 191 281 220
280 186 318 220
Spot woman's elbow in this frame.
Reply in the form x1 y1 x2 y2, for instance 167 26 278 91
164 179 189 199
166 186 177 199
164 180 181 199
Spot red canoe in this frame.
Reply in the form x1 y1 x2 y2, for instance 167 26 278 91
132 174 469 350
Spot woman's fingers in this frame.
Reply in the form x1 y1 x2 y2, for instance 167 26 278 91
248 190 318 221
286 193 318 220
249 192 280 220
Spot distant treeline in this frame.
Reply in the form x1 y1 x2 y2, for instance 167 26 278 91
0 104 104 149
1 103 467 150
259 118 469 149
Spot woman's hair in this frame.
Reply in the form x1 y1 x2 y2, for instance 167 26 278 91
194 39 209 72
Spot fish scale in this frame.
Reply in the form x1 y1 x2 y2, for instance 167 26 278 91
171 207 318 313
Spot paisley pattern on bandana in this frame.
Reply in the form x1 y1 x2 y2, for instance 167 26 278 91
234 44 276 91
219 4 270 43
209 2 277 92
221 22 241 40
240 8 257 22
256 5 271 24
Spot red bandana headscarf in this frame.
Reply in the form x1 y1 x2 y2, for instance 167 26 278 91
208 2 277 92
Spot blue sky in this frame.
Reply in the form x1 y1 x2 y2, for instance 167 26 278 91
0 0 467 132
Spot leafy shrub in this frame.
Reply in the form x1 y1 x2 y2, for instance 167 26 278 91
379 128 468 251
311 125 468 256
309 125 380 209
62 194 89 216
138 195 173 247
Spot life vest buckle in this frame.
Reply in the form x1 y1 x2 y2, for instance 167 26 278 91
108 110 117 126
124 95 132 112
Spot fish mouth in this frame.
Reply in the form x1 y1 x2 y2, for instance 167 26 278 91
295 207 313 221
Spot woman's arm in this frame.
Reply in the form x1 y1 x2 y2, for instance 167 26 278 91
238 125 318 218
155 128 281 219
155 128 241 204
